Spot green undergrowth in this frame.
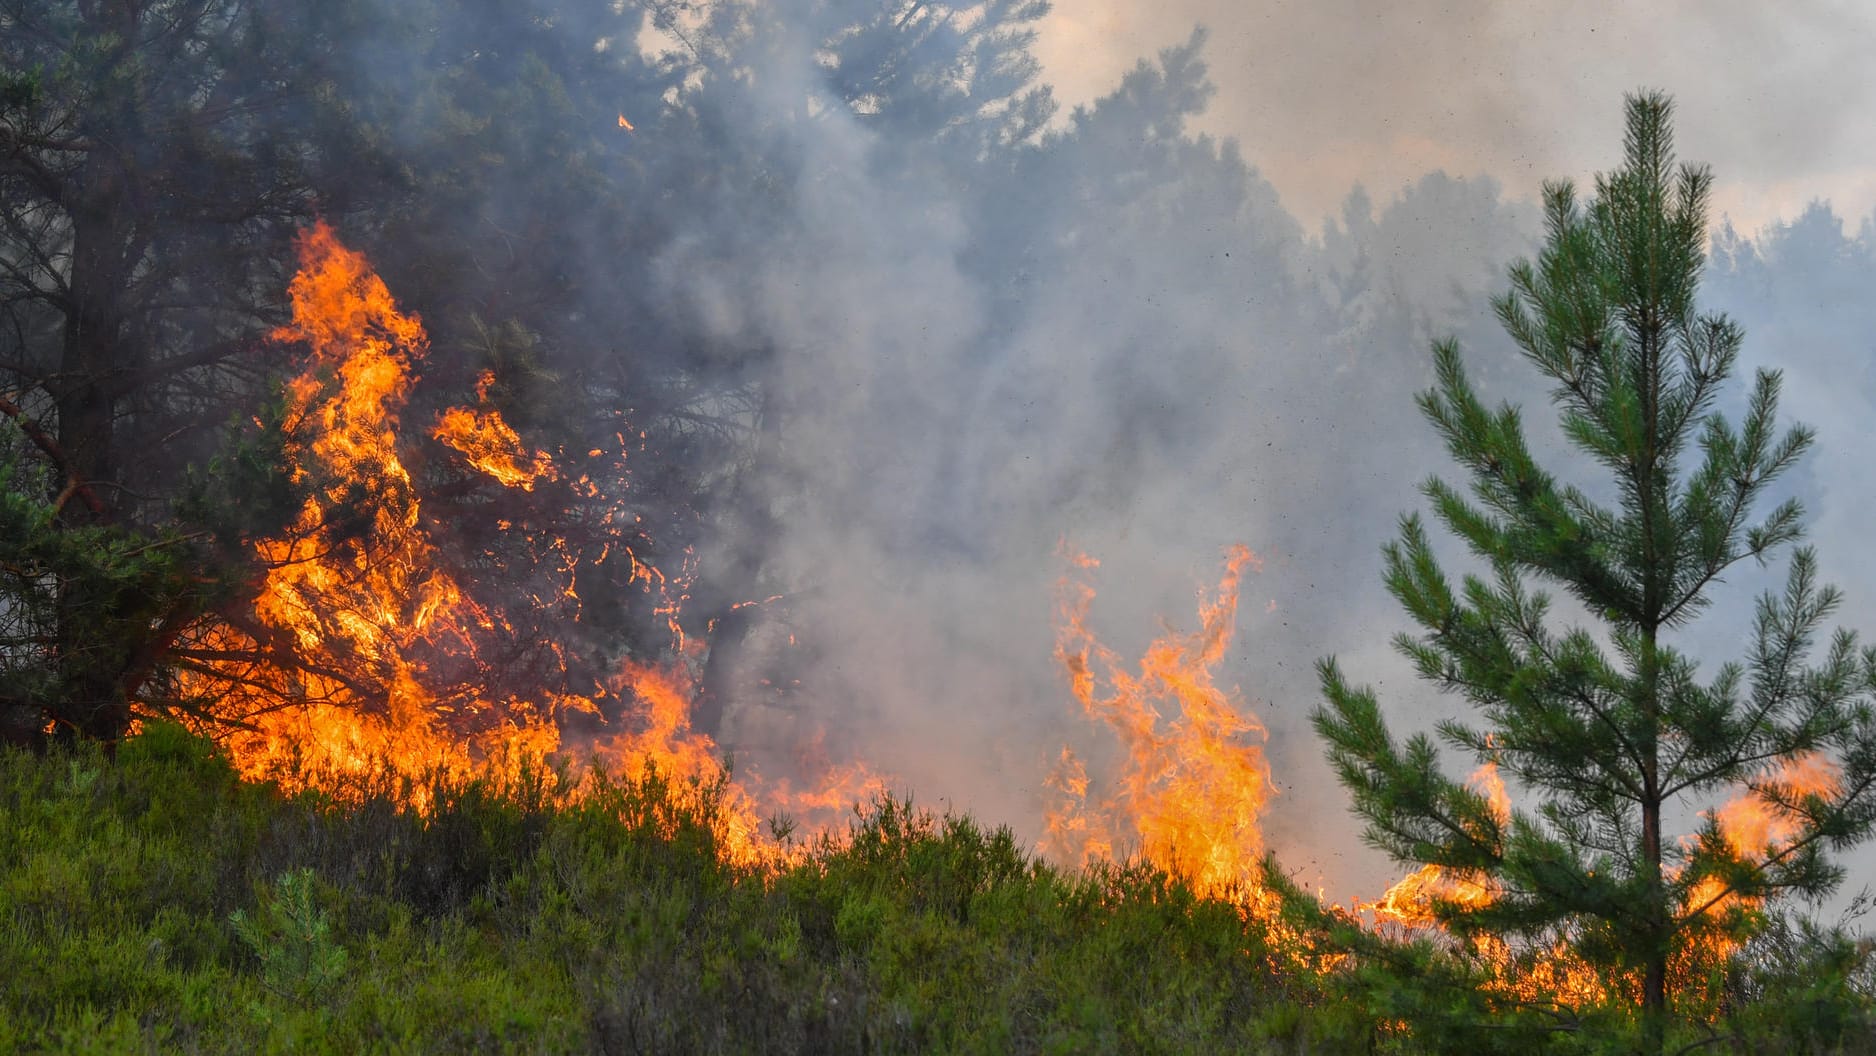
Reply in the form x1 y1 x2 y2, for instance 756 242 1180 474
1 725 1870 1054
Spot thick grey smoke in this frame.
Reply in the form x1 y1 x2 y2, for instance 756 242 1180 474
619 5 1876 904
323 0 1876 904
640 11 1549 889
1710 205 1876 629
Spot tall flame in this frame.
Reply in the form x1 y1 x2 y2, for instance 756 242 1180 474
1047 545 1273 899
173 223 876 860
195 220 525 795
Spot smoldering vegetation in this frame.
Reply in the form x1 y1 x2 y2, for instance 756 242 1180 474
5 0 1875 897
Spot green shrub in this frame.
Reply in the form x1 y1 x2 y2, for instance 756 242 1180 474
230 868 350 1009
2 727 1867 1053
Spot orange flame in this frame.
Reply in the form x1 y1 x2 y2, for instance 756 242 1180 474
165 222 564 804
171 222 877 861
1370 751 1508 928
1047 544 1273 899
1684 751 1843 937
1713 752 1840 859
1045 546 1351 980
164 223 1845 1015
1362 742 1841 1007
433 371 557 489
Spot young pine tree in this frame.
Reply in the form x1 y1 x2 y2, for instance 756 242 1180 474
1314 92 1876 1035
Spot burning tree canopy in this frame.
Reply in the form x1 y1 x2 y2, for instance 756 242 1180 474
157 221 880 855
1314 92 1876 1033
172 221 589 779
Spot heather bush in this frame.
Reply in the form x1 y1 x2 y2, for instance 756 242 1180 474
1 725 1868 1053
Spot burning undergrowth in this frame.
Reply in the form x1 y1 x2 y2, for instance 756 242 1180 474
1045 543 1273 900
1039 541 1828 1011
172 223 880 863
146 223 1822 1014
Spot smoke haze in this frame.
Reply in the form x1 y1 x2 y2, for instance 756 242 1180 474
614 3 1876 900
1036 2 1876 233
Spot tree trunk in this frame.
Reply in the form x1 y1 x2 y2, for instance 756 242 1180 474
54 209 136 740
50 4 139 742
693 601 756 741
1637 608 1669 1050
1641 788 1668 1053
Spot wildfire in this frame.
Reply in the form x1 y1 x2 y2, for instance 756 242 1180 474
152 220 1846 1022
1685 751 1843 933
1712 752 1841 860
170 222 877 861
1369 750 1509 928
1044 546 1353 980
1046 545 1273 900
433 372 558 490
195 219 508 795
1362 742 1841 1008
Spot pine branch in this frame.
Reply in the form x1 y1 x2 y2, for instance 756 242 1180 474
0 390 106 517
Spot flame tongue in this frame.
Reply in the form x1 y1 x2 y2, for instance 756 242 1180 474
1371 751 1508 927
1714 751 1840 857
259 224 442 659
1684 751 1843 935
433 371 558 490
1047 545 1273 899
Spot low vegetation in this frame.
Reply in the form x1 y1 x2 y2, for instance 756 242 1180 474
2 725 1870 1054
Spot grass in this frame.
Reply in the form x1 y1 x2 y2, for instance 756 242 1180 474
1 724 1870 1054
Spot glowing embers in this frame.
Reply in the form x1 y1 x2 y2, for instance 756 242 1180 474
1046 545 1274 900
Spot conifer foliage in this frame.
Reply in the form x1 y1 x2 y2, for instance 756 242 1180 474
1315 92 1876 1031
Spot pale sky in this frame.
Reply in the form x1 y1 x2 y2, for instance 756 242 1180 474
1035 1 1876 234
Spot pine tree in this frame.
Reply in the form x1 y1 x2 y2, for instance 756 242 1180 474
0 0 375 742
1314 92 1876 1043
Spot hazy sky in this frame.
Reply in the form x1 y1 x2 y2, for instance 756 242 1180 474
1035 1 1876 234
